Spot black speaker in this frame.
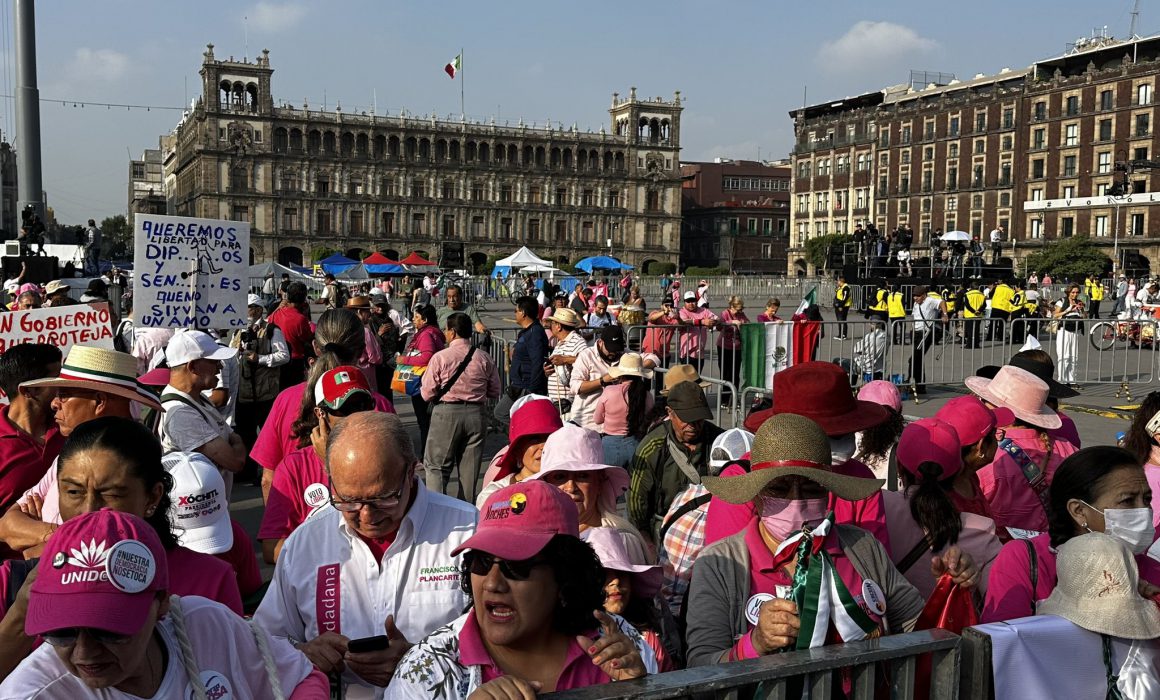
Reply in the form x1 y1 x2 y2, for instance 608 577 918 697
1 256 59 284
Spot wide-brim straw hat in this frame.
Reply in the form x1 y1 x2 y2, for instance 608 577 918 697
608 353 654 380
703 413 882 504
21 345 163 411
661 364 709 394
545 307 582 327
964 365 1061 430
1037 531 1160 640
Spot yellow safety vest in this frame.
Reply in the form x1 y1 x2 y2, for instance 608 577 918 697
888 291 906 318
870 289 888 312
834 284 852 308
941 288 956 312
1088 280 1105 301
1011 291 1025 310
1024 296 1039 315
963 290 986 318
992 284 1016 313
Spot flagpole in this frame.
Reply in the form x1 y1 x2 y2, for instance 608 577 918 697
459 47 465 121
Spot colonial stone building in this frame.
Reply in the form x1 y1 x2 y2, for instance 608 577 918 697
788 33 1160 277
161 45 683 272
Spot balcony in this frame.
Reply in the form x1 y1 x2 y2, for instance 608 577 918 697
791 133 874 154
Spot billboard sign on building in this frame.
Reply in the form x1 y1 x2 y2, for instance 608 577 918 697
132 214 249 330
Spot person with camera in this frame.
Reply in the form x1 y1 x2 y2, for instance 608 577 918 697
231 294 289 485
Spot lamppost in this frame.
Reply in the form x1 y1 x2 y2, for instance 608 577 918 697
1111 193 1128 277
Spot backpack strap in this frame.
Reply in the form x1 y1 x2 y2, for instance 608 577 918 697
896 535 932 574
660 493 711 540
998 437 1053 516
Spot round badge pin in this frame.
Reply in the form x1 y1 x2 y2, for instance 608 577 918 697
303 482 330 511
104 539 156 594
52 551 66 568
862 579 887 616
190 671 233 700
745 592 775 625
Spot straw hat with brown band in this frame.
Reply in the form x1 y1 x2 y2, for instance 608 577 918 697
21 345 163 411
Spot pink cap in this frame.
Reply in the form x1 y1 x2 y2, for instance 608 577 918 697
935 395 1013 447
494 398 564 478
897 418 963 480
582 527 661 599
452 480 579 560
857 380 902 413
27 509 168 637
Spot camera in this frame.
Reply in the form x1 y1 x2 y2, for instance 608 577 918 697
239 329 258 354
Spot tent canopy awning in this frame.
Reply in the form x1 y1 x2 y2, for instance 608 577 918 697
318 254 360 275
575 255 633 273
362 252 400 265
495 246 552 269
400 252 437 266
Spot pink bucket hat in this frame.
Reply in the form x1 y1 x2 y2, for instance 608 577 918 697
452 480 579 560
26 509 168 637
528 423 629 497
934 395 1014 447
964 365 1061 430
494 398 564 478
582 527 661 599
857 380 902 413
896 418 963 481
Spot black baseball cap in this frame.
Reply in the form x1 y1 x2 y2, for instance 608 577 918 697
667 381 712 422
598 325 626 353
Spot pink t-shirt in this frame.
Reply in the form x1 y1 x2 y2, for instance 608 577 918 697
250 380 395 471
978 428 1078 534
258 446 329 541
216 519 264 598
1146 463 1160 529
593 383 654 437
458 610 610 689
18 460 61 524
982 532 1160 623
677 307 718 358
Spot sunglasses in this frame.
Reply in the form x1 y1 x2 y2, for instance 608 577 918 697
467 551 546 581
43 627 132 647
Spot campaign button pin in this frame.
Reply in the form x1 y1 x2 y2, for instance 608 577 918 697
862 579 887 616
745 592 775 625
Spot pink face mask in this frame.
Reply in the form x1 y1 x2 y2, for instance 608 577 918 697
759 497 829 541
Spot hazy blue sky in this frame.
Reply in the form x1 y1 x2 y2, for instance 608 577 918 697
14 0 1152 223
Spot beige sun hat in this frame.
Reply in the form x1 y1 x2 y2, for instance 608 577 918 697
545 307 582 327
702 413 883 504
660 363 709 394
1037 531 1160 640
21 345 163 411
963 364 1061 430
607 352 654 380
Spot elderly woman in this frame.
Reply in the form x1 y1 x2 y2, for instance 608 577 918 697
882 418 1004 599
966 364 1076 534
388 481 653 699
686 413 978 666
396 303 445 454
529 423 650 562
0 509 327 698
982 445 1160 622
476 397 564 508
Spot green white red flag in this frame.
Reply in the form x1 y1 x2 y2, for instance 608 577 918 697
444 54 461 79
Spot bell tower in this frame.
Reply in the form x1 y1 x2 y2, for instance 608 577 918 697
199 43 274 115
609 86 682 173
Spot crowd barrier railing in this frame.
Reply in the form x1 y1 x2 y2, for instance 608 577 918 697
651 365 736 428
542 628 963 700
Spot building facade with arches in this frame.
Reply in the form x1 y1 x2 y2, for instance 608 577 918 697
160 45 682 273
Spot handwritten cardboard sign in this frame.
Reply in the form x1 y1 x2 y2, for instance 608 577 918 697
0 302 114 354
132 214 249 329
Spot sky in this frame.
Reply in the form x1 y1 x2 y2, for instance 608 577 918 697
12 0 1154 223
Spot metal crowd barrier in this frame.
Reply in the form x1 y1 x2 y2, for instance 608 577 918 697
544 628 963 700
651 365 736 428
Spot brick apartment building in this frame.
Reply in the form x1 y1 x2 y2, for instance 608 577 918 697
680 159 790 274
789 33 1160 277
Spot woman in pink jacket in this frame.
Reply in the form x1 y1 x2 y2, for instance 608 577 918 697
397 303 445 454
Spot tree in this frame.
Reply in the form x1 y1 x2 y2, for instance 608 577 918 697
100 215 133 260
804 234 851 271
1022 236 1111 281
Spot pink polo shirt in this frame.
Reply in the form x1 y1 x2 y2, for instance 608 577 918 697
1147 463 1160 529
677 307 718 358
0 406 63 513
258 446 329 541
593 383 654 437
250 380 394 471
458 610 610 690
982 532 1160 623
977 428 1077 534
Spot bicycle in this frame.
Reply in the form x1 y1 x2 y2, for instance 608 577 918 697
1089 317 1158 351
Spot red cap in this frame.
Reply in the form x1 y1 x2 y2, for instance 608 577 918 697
494 399 564 478
314 366 371 410
27 509 168 637
897 418 963 480
452 480 579 560
934 395 1013 447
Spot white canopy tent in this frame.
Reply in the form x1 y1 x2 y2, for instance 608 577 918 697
495 246 553 269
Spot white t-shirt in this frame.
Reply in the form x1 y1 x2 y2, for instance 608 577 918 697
990 229 1002 243
254 482 476 700
911 296 943 332
0 596 314 699
160 385 236 498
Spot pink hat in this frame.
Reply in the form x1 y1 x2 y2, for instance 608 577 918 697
897 418 963 480
582 527 661 599
451 480 579 560
26 509 168 637
964 365 1061 430
494 398 564 478
528 423 629 497
857 380 902 413
935 395 1014 447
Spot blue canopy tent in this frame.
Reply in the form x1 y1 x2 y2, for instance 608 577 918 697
575 256 633 273
318 254 359 276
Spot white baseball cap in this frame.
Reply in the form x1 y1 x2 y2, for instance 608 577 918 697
162 452 233 555
247 293 263 307
166 330 237 367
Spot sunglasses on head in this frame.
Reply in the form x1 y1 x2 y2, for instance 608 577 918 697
43 627 132 647
468 551 546 581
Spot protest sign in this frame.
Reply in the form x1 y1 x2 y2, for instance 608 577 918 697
132 214 249 330
0 302 114 354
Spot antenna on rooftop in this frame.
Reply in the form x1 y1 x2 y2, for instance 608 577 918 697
1130 0 1142 38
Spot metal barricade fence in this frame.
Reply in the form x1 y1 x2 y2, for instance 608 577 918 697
1038 316 1158 391
651 365 736 428
884 318 1015 393
544 628 963 700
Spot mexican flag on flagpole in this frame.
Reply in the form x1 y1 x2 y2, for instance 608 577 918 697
444 54 461 79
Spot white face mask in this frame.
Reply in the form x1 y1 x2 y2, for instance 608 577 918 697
1085 501 1155 555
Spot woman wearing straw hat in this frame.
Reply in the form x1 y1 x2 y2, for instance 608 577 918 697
983 446 1160 623
965 364 1077 534
594 353 654 468
686 413 979 667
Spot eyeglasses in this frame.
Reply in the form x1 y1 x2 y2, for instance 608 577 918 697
43 627 132 647
467 551 546 581
328 471 410 512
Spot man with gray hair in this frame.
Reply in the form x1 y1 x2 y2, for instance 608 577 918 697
255 411 476 698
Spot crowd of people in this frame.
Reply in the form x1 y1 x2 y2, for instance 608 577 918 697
0 271 1159 698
